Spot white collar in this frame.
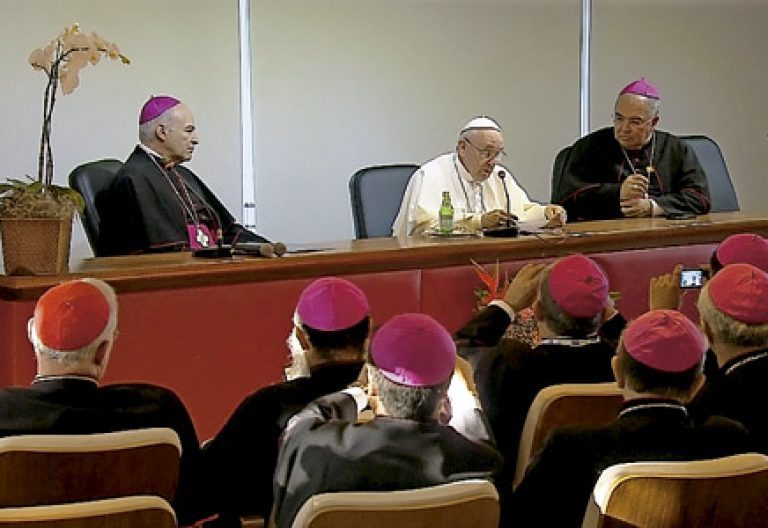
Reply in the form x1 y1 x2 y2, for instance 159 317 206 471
724 350 768 377
618 401 688 419
138 143 165 160
538 335 602 347
33 374 98 385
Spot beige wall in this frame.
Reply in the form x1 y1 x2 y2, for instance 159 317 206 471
591 2 768 213
1 0 766 261
0 0 242 261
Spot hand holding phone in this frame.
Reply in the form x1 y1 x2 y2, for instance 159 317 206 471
679 268 708 289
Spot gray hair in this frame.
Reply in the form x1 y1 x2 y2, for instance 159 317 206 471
138 108 177 143
369 365 449 421
697 284 768 347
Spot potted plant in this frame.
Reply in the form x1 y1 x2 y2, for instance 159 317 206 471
0 23 128 275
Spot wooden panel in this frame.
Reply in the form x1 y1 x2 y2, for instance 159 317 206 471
1 212 767 438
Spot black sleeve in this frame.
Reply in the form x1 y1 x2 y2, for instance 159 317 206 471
652 138 711 215
201 391 284 519
185 169 272 245
455 305 513 346
553 132 624 220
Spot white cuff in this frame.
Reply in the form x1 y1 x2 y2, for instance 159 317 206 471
341 387 368 413
650 199 664 217
489 299 516 322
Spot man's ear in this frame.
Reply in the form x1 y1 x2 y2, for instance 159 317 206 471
295 325 311 351
651 115 660 127
94 340 110 367
700 318 714 343
155 124 167 142
611 355 625 388
686 373 706 402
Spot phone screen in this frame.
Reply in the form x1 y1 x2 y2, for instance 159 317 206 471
680 269 705 289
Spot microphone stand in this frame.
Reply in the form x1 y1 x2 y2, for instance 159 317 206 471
483 169 519 238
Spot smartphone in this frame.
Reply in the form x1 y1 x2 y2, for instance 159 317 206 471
680 268 707 289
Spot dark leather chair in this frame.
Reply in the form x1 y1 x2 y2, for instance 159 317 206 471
680 135 739 212
68 159 123 254
349 164 419 238
549 146 572 203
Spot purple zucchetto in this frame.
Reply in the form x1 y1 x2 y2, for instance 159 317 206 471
547 254 609 318
707 263 768 325
139 95 181 124
716 234 768 273
623 310 705 373
619 78 660 100
371 313 456 388
295 277 370 332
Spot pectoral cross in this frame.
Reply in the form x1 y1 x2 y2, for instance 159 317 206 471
196 227 210 247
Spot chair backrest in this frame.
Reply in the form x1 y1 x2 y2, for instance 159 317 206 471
550 145 572 203
514 383 624 488
0 428 181 507
290 479 499 528
679 135 739 213
349 164 419 238
582 453 768 528
0 495 177 528
67 159 123 253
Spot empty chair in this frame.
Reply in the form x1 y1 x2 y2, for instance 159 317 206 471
0 495 177 528
582 452 768 528
513 382 624 488
0 428 181 507
349 164 419 238
67 158 123 254
680 135 739 213
290 479 499 528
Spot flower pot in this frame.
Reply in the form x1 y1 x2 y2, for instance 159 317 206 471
0 217 72 275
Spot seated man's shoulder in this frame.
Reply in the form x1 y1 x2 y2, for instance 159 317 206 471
98 382 187 410
698 413 752 437
419 152 453 173
572 126 614 151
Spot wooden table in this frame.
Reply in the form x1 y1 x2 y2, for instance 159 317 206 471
2 212 767 438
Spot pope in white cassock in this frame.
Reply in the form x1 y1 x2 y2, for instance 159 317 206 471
392 116 567 237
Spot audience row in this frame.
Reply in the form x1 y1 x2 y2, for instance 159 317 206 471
4 232 768 527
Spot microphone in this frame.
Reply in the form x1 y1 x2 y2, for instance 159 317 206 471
499 170 512 228
483 169 519 238
273 242 287 257
231 241 281 257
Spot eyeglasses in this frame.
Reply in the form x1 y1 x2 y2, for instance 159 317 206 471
463 137 506 162
612 113 653 128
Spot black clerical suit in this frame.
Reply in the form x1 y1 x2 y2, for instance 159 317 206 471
97 146 268 256
510 399 752 527
456 305 621 492
272 390 503 528
553 128 710 220
689 348 768 453
202 361 364 523
0 377 204 525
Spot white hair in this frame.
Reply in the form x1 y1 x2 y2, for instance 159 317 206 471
138 107 177 144
28 278 119 365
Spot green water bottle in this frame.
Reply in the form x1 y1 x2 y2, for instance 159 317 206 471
439 191 454 234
